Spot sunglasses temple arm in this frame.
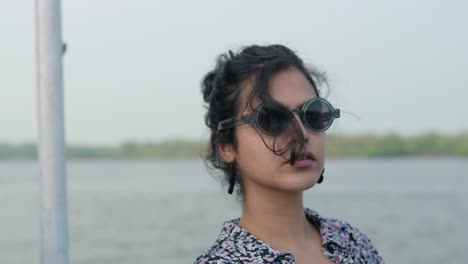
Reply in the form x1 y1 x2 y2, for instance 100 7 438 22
217 116 252 130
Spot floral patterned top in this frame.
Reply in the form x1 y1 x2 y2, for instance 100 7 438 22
194 208 384 263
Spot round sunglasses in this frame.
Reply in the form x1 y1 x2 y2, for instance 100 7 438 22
217 97 340 135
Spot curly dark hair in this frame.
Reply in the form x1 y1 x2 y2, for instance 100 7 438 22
201 44 328 198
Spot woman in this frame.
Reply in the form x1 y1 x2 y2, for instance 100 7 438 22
195 44 384 264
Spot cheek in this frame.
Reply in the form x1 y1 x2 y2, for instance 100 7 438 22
314 134 327 163
251 130 296 156
235 128 283 177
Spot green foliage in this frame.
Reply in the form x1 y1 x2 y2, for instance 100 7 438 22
117 139 205 159
327 132 468 157
0 143 37 159
1 132 467 160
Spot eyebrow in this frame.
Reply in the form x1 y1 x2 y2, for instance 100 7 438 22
251 97 315 112
294 100 308 109
290 98 314 110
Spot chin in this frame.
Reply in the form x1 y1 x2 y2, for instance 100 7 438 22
278 175 317 192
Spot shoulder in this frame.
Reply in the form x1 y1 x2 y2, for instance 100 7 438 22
192 220 243 264
335 217 376 244
329 217 384 262
194 225 235 264
305 208 384 263
193 246 231 264
194 218 281 264
193 238 251 264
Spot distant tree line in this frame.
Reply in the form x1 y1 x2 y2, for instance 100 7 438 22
1 132 467 160
326 132 468 157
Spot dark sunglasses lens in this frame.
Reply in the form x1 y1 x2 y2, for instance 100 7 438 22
257 105 293 135
304 100 333 130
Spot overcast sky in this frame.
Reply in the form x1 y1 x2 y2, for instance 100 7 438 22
1 0 467 145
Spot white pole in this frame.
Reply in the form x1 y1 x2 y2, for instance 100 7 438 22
35 0 69 263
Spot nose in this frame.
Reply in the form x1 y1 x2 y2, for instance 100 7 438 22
293 114 310 142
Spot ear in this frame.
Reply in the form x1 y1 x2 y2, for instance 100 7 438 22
217 142 236 164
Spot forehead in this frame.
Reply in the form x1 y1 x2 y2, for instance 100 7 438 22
268 67 317 108
238 67 317 114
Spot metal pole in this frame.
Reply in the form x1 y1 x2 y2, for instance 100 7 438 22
35 0 69 263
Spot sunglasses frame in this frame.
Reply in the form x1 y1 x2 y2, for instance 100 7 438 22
217 97 340 133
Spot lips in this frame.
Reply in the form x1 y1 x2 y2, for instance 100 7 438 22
297 150 316 161
286 150 316 167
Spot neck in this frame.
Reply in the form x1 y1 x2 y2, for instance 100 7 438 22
239 185 316 251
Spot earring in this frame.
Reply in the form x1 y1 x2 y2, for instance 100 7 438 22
227 163 236 194
317 168 324 184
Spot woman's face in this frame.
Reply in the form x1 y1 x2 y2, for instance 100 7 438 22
222 67 326 195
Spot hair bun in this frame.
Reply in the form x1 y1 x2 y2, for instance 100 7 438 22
201 70 217 103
